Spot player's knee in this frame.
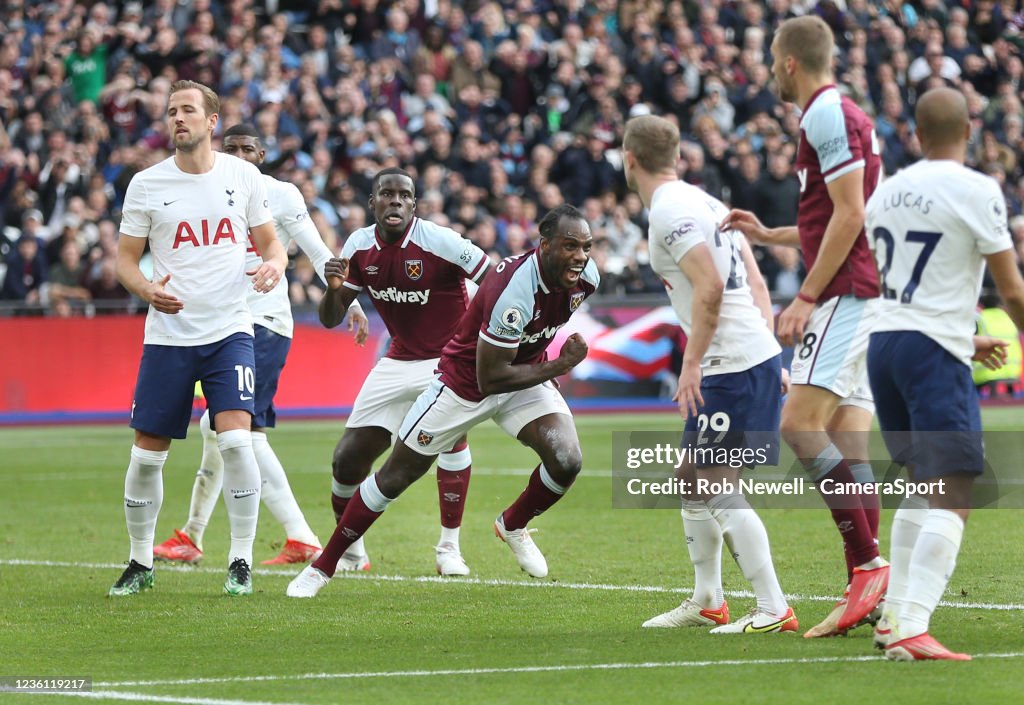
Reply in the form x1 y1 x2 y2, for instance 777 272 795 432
549 446 583 480
332 445 362 484
780 409 820 446
217 428 252 453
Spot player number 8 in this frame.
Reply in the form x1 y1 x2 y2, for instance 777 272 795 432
696 411 730 445
798 332 817 360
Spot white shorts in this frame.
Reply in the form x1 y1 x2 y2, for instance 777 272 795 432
790 295 876 411
398 378 572 456
346 357 441 434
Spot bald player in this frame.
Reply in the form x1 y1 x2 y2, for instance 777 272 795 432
865 87 1024 660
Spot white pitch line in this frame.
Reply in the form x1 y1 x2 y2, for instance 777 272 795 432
44 691 306 705
91 651 1024 689
8 467 614 482
3 558 1023 612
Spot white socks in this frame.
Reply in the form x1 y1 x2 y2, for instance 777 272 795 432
359 474 395 512
899 509 965 639
439 526 461 546
124 446 169 568
680 499 724 609
183 410 222 548
217 429 261 567
252 431 319 547
885 495 929 619
708 493 788 618
184 410 319 550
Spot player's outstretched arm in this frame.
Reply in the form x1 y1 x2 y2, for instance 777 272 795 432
675 244 723 419
719 209 800 247
116 233 183 314
739 236 774 332
476 333 588 396
318 257 357 328
986 248 1024 331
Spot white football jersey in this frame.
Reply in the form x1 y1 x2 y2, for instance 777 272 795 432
866 159 1012 365
120 153 272 346
648 180 781 375
245 175 334 338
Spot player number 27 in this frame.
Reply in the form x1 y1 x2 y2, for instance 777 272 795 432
696 411 730 445
871 227 942 304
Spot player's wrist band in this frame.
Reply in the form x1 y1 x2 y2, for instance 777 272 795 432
795 291 816 305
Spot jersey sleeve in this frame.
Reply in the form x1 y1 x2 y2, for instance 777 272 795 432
421 223 491 281
581 258 601 290
119 175 151 238
276 181 333 285
652 209 707 264
480 269 533 349
965 177 1013 255
244 164 273 228
805 101 864 184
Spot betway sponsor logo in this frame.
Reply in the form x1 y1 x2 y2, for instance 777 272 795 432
520 323 564 344
367 285 430 304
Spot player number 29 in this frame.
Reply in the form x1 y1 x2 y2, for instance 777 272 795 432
696 411 730 444
234 364 255 394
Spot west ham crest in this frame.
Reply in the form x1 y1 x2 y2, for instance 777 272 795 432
570 291 585 312
405 260 423 280
417 430 434 447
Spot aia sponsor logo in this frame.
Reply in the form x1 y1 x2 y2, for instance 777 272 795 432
172 218 238 248
405 259 423 280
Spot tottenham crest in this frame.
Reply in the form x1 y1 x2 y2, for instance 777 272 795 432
405 259 423 280
570 291 585 312
417 430 434 447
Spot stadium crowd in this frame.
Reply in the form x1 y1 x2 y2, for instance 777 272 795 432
3 0 1024 316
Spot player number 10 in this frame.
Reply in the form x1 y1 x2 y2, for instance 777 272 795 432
234 364 255 394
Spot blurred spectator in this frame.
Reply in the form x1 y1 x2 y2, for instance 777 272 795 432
2 0 1024 314
46 238 91 317
2 234 47 310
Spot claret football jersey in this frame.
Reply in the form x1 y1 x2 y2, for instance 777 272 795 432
796 85 882 301
340 217 489 360
438 248 600 402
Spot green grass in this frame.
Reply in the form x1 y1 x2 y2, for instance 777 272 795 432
1 410 1023 704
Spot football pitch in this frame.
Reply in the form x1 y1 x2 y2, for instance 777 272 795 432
1 410 1023 704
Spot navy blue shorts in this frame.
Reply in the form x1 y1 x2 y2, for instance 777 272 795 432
131 332 256 439
252 324 291 429
868 331 984 479
682 354 782 468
